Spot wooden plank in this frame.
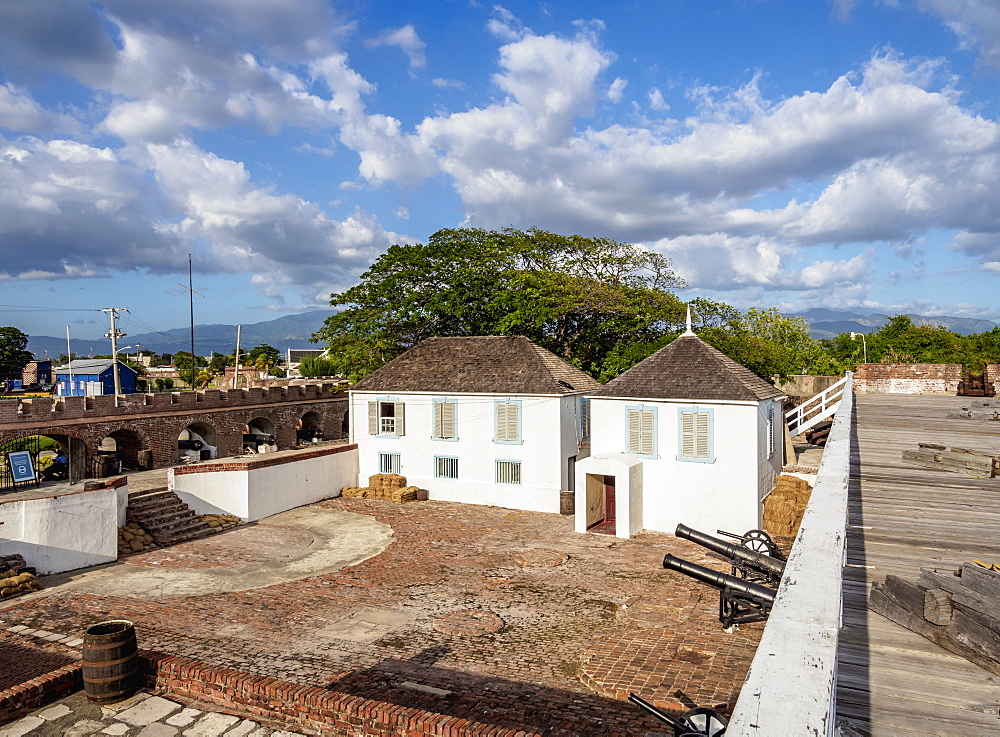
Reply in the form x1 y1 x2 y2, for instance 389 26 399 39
924 588 953 625
836 394 1000 735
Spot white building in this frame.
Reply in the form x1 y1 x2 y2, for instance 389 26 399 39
575 331 786 539
349 336 599 514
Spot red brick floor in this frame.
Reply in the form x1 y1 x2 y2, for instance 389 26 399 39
0 499 764 734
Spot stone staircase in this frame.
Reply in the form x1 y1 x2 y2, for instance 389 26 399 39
126 487 218 546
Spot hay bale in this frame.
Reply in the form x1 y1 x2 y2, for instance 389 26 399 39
764 474 813 537
368 473 406 490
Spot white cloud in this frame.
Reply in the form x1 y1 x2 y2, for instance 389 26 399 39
918 0 1000 67
0 84 78 134
647 87 669 111
366 25 427 69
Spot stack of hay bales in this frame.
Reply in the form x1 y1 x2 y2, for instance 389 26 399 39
340 474 423 504
201 513 240 531
763 474 813 538
0 555 43 599
118 522 155 554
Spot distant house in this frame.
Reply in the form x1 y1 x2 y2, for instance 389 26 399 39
575 330 786 539
21 360 52 386
286 348 330 378
349 336 599 513
54 359 137 396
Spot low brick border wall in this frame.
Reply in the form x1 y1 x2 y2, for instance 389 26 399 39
0 662 81 726
140 650 528 736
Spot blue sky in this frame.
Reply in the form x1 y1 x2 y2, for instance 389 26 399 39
1 0 999 342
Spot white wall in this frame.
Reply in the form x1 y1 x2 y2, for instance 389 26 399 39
351 391 586 514
170 447 359 522
584 397 776 536
0 488 120 574
573 453 643 538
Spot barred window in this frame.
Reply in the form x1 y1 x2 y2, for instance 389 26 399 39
435 456 458 479
496 460 522 485
379 452 401 474
580 398 592 441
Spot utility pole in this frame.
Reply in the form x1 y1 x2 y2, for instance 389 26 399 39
233 324 242 389
100 307 127 402
176 254 206 389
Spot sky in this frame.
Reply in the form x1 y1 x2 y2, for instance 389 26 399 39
1 0 999 342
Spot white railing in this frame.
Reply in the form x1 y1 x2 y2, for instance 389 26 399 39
785 373 850 437
728 373 853 736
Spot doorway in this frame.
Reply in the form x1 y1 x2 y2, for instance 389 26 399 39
585 473 616 535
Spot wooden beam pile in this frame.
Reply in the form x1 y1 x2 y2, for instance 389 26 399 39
901 442 999 477
870 562 1000 676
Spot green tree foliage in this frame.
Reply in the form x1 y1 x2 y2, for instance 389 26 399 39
825 316 1000 373
314 227 686 379
247 344 281 368
600 304 841 382
298 356 339 377
0 327 33 379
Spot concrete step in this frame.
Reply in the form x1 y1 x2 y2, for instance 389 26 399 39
126 489 212 547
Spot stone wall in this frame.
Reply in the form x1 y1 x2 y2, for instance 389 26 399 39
0 384 349 471
774 375 843 398
853 363 962 395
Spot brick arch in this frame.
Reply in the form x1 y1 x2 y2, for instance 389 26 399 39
176 421 220 461
97 428 146 471
0 430 90 481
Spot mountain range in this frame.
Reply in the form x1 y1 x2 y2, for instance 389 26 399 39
789 308 999 340
26 310 335 360
24 307 999 360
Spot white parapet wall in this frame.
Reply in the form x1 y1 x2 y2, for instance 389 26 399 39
169 443 359 522
0 478 126 575
727 374 853 737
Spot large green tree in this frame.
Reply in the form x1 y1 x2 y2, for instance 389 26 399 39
314 227 687 379
0 327 33 380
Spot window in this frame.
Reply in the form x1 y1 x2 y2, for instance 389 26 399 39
435 456 459 479
367 400 405 436
766 403 775 458
679 408 714 462
494 400 521 444
626 406 656 456
379 452 401 474
433 399 457 440
580 398 592 441
496 460 522 484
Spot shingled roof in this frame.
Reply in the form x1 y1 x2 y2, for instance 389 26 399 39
592 334 784 402
351 336 601 395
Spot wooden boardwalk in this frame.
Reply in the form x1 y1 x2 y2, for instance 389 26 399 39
836 394 1000 736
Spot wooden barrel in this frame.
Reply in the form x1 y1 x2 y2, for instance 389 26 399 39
137 449 153 470
560 490 575 515
81 620 139 704
416 489 429 501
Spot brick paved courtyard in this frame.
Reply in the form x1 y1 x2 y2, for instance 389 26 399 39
0 497 764 735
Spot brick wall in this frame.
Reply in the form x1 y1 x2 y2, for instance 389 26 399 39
140 651 526 736
853 363 962 395
986 365 1000 396
0 385 349 472
0 662 80 726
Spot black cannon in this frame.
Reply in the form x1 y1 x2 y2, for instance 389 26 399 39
663 553 776 629
676 523 785 586
628 693 728 736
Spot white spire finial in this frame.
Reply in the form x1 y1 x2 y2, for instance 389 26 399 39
682 305 695 336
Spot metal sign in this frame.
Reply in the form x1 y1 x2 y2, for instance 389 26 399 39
6 450 37 484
